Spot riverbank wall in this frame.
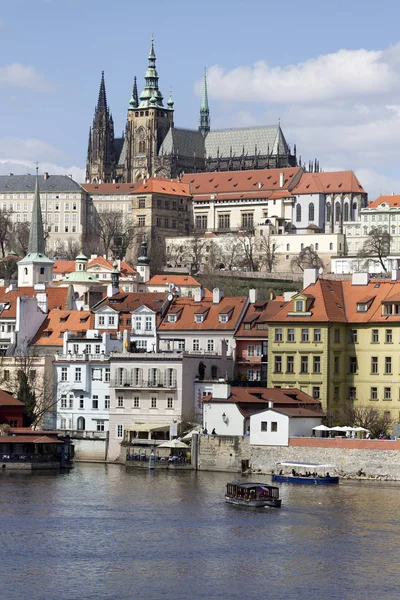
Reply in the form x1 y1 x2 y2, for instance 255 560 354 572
197 436 400 480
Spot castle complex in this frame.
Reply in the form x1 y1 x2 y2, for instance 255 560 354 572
86 37 298 184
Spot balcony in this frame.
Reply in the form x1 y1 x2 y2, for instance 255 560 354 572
110 379 176 389
237 354 268 364
55 353 108 361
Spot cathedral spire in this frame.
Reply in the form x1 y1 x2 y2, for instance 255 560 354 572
28 167 46 256
199 69 210 136
129 76 139 109
139 35 164 108
97 71 107 112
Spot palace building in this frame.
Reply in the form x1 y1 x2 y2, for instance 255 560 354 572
86 37 298 184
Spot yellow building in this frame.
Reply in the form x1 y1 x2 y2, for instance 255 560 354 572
267 270 400 424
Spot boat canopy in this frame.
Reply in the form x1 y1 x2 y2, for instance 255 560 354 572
276 461 335 469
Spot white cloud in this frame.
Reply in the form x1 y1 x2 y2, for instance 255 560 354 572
198 45 400 104
0 64 54 91
354 168 400 200
0 160 85 183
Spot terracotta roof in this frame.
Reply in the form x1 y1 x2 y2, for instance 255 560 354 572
31 310 94 346
0 287 70 319
147 275 200 287
236 298 285 337
0 390 23 406
53 261 75 274
94 292 169 314
292 171 365 195
82 182 141 194
267 278 400 324
267 280 346 323
206 386 325 419
87 256 137 275
133 178 191 196
366 195 400 208
183 167 301 196
159 295 248 331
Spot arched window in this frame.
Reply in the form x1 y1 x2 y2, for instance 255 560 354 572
308 203 315 222
286 243 290 251
296 204 301 222
344 203 349 221
326 203 331 223
24 268 28 275
77 417 85 431
352 202 357 219
335 202 340 222
116 367 127 386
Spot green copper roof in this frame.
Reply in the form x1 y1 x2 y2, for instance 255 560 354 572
64 271 100 284
139 36 166 109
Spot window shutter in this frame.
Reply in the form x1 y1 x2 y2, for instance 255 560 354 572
138 368 143 386
171 369 176 387
164 369 168 387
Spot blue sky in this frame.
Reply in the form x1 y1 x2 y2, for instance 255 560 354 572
1 0 400 197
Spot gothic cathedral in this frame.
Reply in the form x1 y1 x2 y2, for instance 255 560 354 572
86 37 297 184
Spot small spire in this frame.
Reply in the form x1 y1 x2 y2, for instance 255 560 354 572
129 76 139 109
199 68 210 136
65 284 76 311
27 168 46 256
167 87 174 108
149 34 156 60
97 71 107 111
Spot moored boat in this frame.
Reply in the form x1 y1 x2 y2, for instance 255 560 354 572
272 461 339 485
225 481 282 508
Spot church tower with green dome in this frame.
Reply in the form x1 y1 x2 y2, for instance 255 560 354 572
18 169 54 288
124 35 174 182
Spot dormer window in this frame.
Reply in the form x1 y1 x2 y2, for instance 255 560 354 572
168 314 177 323
295 300 304 312
195 314 204 323
357 303 368 313
219 314 228 323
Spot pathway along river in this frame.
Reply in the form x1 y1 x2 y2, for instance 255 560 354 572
1 464 399 600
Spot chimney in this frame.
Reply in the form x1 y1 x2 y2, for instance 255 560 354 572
212 287 224 304
303 268 319 289
249 288 258 304
279 172 284 188
351 272 370 286
43 172 49 180
392 269 400 281
193 287 204 302
258 182 263 189
268 401 274 409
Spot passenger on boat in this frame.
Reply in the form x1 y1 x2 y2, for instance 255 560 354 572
211 428 216 435
279 470 283 475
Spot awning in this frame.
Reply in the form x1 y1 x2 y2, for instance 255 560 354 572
126 423 171 433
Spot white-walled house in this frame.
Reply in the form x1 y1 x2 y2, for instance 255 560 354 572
157 288 249 357
54 330 122 434
202 386 325 444
250 408 322 446
107 351 234 460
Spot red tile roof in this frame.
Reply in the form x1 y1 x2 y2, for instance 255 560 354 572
235 298 285 338
53 261 75 274
159 295 248 331
31 310 94 346
183 167 301 196
0 287 70 319
133 178 191 196
366 195 400 208
94 292 169 314
82 183 141 194
0 390 23 406
0 435 62 444
147 275 200 287
292 171 365 195
87 256 137 275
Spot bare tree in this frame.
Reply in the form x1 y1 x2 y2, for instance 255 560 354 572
202 241 220 274
11 222 30 257
237 229 259 272
0 257 18 280
183 235 207 274
64 238 82 260
1 354 57 429
0 209 13 257
358 229 391 272
329 402 393 439
166 241 184 268
258 235 279 273
291 246 323 272
217 235 244 271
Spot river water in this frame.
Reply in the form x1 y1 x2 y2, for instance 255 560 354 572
1 464 399 600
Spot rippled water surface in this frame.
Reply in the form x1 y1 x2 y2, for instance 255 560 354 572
1 464 400 600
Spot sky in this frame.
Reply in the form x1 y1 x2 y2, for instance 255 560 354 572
1 0 400 198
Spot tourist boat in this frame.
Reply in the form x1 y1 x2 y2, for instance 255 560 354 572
271 461 339 485
225 481 282 508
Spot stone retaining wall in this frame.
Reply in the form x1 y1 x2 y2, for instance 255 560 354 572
197 435 400 479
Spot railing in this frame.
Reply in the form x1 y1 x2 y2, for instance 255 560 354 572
0 454 60 463
110 379 176 389
55 354 108 361
237 355 267 364
60 430 108 440
126 452 190 465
